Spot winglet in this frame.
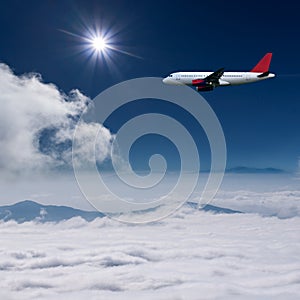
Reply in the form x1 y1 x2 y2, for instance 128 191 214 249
251 53 272 73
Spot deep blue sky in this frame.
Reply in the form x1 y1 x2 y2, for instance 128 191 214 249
0 0 299 171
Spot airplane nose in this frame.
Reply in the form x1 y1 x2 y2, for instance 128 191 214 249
162 77 168 84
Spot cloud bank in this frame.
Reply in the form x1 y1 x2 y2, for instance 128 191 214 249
0 63 113 174
0 209 299 300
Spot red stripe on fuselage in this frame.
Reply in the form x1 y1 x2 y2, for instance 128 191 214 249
192 79 205 86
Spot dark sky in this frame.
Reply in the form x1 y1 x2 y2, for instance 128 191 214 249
0 0 299 171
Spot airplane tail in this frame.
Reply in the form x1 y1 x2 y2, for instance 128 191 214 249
251 53 273 73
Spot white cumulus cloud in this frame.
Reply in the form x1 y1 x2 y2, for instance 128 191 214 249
0 63 113 174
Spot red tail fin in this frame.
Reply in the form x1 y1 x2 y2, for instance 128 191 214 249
251 53 273 73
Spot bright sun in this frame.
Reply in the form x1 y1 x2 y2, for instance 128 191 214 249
60 25 142 64
92 37 107 52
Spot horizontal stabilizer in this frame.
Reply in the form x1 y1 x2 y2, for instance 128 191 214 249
257 71 270 78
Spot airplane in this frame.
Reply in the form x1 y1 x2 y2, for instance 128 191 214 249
162 53 275 91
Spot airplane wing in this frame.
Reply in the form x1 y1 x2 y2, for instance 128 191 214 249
192 68 225 91
204 68 225 84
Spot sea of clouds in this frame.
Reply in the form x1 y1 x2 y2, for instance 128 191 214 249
0 204 300 300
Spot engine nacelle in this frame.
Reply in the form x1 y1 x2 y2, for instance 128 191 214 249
195 86 214 92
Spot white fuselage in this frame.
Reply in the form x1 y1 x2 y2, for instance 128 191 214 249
162 71 275 86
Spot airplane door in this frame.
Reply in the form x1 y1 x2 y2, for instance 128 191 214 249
246 73 250 81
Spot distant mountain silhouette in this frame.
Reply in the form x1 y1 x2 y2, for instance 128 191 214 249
226 167 285 174
187 202 242 214
0 200 104 223
0 200 242 223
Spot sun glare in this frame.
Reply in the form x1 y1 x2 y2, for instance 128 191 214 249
92 37 107 52
59 25 142 66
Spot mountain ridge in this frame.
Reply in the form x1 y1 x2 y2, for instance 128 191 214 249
226 166 285 174
0 200 104 223
0 200 242 223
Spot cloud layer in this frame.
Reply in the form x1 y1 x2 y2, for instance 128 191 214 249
0 208 299 300
0 63 113 174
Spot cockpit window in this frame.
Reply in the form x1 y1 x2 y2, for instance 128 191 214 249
169 74 173 77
